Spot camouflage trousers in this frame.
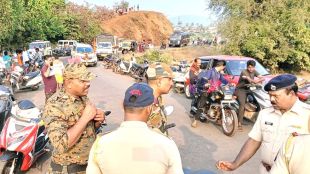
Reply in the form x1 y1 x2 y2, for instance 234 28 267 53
47 168 85 174
47 164 86 174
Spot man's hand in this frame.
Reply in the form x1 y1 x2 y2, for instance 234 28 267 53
94 109 105 123
216 161 238 171
82 102 97 122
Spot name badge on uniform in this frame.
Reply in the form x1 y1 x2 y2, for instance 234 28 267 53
265 121 273 126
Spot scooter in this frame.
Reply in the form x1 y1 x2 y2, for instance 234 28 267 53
9 65 42 94
241 84 272 122
0 100 49 173
0 85 14 132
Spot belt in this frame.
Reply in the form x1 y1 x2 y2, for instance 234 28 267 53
51 161 87 173
262 161 271 172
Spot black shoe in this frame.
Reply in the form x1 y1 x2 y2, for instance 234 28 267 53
189 110 195 118
241 121 250 125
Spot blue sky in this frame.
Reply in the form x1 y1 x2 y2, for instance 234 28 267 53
69 0 217 26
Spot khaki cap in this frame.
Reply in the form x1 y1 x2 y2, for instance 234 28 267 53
63 63 95 81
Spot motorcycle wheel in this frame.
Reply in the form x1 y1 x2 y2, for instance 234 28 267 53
184 84 191 98
221 109 238 136
31 85 39 91
0 158 21 174
0 159 10 174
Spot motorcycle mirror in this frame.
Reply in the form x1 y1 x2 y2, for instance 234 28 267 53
164 105 174 116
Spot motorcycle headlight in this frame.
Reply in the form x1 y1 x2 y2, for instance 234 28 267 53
24 76 29 80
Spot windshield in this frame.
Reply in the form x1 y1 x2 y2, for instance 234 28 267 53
122 42 130 47
98 43 112 48
226 60 269 76
77 47 93 53
170 35 181 40
29 43 45 49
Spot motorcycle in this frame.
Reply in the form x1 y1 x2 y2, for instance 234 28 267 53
0 100 49 173
0 68 8 85
0 85 14 133
241 84 272 122
191 84 238 136
9 65 42 94
131 61 149 82
103 55 115 69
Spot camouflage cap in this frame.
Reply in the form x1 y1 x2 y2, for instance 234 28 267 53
146 63 174 80
63 63 95 81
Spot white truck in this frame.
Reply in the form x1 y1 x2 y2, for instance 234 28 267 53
95 34 119 60
28 40 52 56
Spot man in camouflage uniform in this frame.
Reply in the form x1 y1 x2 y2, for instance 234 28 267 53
43 63 105 174
146 63 174 134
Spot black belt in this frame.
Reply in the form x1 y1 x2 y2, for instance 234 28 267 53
51 161 87 173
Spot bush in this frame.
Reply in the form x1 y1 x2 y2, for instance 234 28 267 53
137 50 173 64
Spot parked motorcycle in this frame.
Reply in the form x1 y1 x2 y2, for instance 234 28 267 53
103 55 115 69
131 61 149 82
191 85 238 136
0 100 49 173
0 85 14 133
0 68 8 85
9 66 42 94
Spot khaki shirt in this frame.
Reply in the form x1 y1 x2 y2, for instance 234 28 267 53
248 100 310 173
86 121 184 174
43 89 96 165
270 134 310 174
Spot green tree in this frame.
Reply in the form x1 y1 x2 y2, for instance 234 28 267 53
209 0 310 72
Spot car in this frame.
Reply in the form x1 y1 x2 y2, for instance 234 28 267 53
72 43 97 67
297 80 310 104
183 55 274 98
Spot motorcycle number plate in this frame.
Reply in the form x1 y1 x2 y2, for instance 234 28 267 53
250 86 256 90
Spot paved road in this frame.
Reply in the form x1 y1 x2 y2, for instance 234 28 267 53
16 62 260 174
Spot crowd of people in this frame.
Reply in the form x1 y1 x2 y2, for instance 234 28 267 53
37 54 310 174
2 47 308 173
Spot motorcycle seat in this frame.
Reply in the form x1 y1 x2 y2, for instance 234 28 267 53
18 100 36 110
25 71 40 79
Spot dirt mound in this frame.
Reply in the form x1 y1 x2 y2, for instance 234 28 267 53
102 11 174 45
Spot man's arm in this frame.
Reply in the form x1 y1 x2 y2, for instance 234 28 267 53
217 138 261 171
44 103 97 152
42 65 51 78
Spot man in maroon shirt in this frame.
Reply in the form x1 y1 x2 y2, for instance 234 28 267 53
41 55 57 102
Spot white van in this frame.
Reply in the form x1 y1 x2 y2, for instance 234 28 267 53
73 43 97 67
28 40 52 56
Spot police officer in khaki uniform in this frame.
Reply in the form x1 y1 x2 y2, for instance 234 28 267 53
44 63 105 174
269 118 310 174
216 74 310 174
86 83 184 174
146 63 174 134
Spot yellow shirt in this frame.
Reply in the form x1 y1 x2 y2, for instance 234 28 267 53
86 121 184 174
248 100 310 173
